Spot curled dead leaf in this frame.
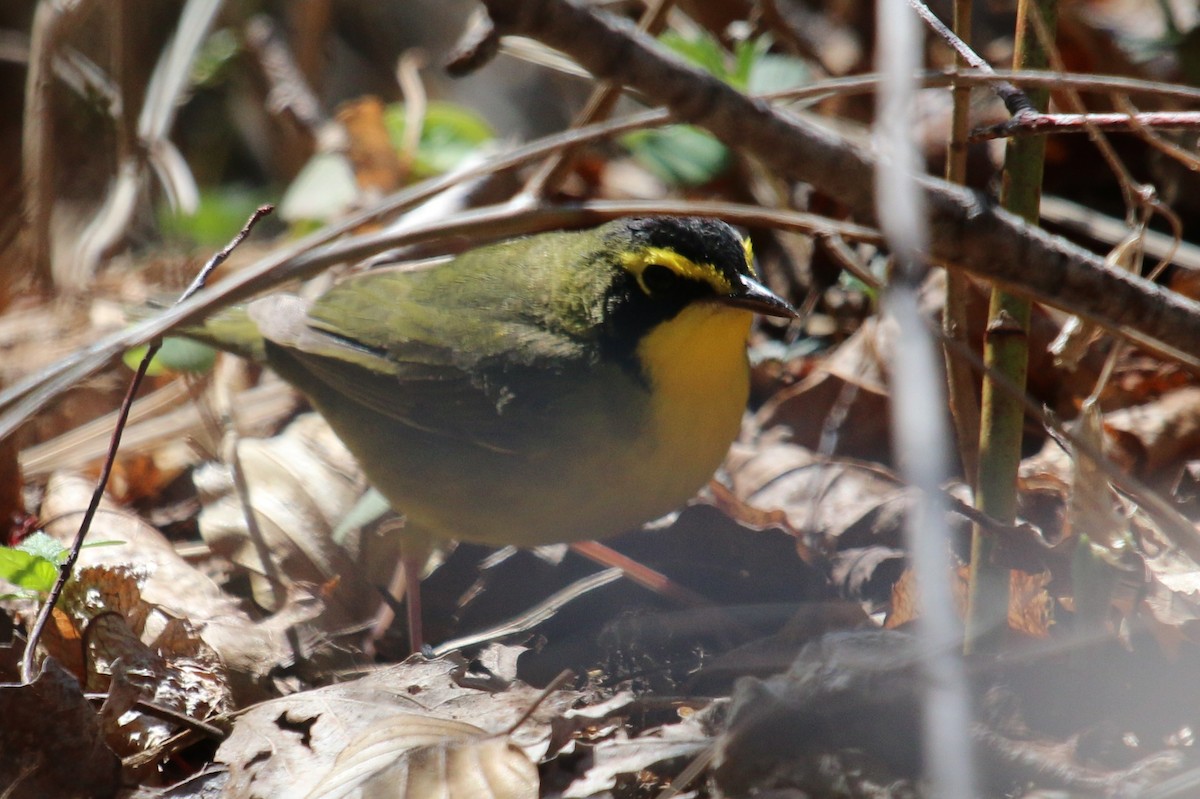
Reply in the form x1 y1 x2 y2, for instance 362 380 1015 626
306 713 537 799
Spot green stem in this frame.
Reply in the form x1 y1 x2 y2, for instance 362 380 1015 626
943 0 980 483
965 0 1057 654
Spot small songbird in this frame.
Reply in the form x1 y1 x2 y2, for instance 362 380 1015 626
187 216 796 648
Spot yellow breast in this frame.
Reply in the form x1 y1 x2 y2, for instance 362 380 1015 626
629 302 754 512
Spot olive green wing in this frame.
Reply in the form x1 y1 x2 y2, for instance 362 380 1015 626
247 263 598 455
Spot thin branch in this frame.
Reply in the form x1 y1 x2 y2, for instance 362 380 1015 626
19 206 273 683
974 110 1200 140
941 0 981 482
907 0 1032 116
5 44 1200 440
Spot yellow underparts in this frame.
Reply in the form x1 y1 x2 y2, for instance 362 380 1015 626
632 302 754 511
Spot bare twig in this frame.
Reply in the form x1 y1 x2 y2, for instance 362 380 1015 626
1114 96 1200 173
244 14 325 136
5 44 1200 442
974 110 1200 140
941 0 981 482
19 206 274 683
907 0 1032 116
0 193 877 444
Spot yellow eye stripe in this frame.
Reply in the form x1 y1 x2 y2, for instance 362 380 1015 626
620 246 735 296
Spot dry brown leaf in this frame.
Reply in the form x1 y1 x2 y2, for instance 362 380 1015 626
1103 386 1200 477
39 607 85 679
1050 229 1144 371
43 564 233 756
885 568 919 629
338 96 406 194
754 317 893 461
706 480 796 535
727 436 909 552
1137 515 1200 654
21 379 300 486
82 605 160 694
562 707 713 798
41 471 310 701
1008 570 1053 639
0 658 120 799
829 546 907 606
885 566 969 630
1069 403 1132 558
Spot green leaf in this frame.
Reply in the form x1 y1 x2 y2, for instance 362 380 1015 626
659 30 809 95
192 28 239 87
731 37 770 89
17 532 69 565
159 185 274 247
622 125 730 186
0 546 60 595
748 53 811 95
660 30 730 79
124 337 218 376
383 101 494 178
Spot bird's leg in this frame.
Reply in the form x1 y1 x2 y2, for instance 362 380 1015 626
366 529 431 655
402 547 424 652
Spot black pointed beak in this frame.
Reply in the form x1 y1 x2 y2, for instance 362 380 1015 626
719 273 798 318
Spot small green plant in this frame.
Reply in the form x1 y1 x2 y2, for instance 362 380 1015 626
0 532 125 599
0 532 70 597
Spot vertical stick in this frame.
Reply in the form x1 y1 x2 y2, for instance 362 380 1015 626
966 0 1058 653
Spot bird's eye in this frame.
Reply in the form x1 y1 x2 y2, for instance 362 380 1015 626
641 264 680 294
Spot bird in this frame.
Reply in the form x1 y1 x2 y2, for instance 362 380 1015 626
188 216 796 649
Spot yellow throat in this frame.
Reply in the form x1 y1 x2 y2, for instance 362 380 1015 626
632 302 754 510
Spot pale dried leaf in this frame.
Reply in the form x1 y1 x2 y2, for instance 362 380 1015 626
307 714 537 799
1103 386 1200 476
1050 228 1144 370
1069 403 1130 558
562 709 712 798
753 319 892 460
217 651 577 799
195 412 377 623
1008 570 1053 639
1138 517 1200 652
51 566 232 756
